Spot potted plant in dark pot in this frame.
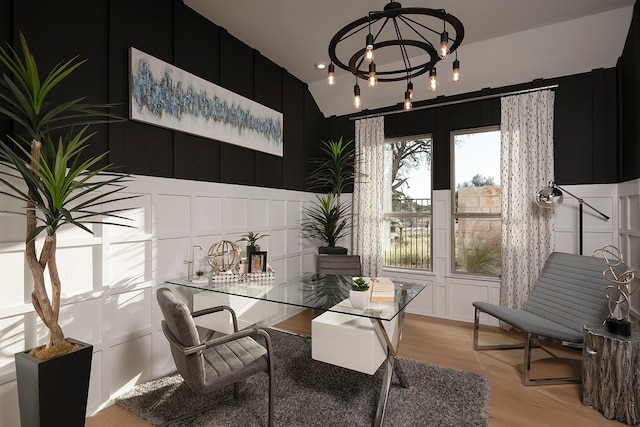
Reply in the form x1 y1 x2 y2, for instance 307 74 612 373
0 34 134 426
237 231 269 257
301 138 358 255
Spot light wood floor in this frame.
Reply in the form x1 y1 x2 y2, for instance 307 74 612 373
86 312 621 426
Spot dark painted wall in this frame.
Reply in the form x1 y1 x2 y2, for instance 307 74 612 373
325 67 622 190
619 1 640 182
1 0 323 191
2 1 637 192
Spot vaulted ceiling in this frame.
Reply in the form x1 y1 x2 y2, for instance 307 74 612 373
184 0 635 117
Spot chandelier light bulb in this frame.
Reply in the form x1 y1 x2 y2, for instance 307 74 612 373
407 80 414 99
365 33 375 62
452 59 460 82
429 68 438 91
439 30 449 59
327 63 336 86
368 62 377 87
404 91 413 111
353 83 362 109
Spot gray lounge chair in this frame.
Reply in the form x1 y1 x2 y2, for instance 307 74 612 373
472 252 610 385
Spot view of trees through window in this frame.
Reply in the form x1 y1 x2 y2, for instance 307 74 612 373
453 129 502 275
383 136 432 270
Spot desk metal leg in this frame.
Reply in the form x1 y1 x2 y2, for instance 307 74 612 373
372 309 408 427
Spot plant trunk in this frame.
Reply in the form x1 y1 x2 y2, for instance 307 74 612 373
25 140 64 348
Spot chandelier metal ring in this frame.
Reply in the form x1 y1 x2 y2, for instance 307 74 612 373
346 39 439 82
328 5 465 82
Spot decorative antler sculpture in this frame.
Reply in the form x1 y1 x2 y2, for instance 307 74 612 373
593 245 640 336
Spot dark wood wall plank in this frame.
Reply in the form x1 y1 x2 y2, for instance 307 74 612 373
13 0 110 164
283 72 305 190
619 2 639 182
254 53 284 188
173 1 221 182
108 0 175 177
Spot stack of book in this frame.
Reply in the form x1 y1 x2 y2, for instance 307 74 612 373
370 277 395 302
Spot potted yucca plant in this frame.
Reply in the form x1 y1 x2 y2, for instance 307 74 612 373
301 138 358 254
0 33 135 426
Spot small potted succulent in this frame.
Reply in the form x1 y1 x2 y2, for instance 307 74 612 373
237 231 269 257
349 277 371 309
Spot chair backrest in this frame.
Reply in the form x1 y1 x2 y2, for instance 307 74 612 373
524 252 611 334
317 254 362 276
156 288 205 389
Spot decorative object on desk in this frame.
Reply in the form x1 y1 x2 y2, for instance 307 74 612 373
349 277 371 309
0 34 135 426
592 245 639 336
185 245 207 282
249 251 268 273
207 240 242 274
129 48 283 156
535 181 609 255
117 329 491 427
301 138 360 254
210 267 275 283
370 277 396 302
237 231 269 257
238 257 249 274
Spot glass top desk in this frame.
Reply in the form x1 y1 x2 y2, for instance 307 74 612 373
164 272 428 427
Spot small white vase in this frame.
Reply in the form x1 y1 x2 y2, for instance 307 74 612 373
349 289 370 309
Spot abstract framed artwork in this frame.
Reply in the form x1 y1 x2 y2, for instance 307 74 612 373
129 47 283 157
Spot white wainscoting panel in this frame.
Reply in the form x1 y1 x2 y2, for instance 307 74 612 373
157 194 191 235
109 334 153 398
0 171 634 423
193 196 222 233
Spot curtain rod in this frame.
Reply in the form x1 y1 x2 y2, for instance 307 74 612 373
350 84 559 121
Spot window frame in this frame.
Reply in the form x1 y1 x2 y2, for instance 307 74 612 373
382 134 433 271
450 125 502 276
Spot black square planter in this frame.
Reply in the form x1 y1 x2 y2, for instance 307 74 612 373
15 338 93 427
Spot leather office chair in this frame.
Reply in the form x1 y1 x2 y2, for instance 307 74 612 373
157 287 275 426
316 254 362 276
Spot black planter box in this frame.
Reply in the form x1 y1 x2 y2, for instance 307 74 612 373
318 246 348 255
15 338 93 427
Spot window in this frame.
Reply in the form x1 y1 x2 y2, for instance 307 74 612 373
452 128 501 275
383 136 432 270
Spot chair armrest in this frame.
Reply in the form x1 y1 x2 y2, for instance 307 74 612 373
198 327 272 354
162 319 273 357
191 305 239 332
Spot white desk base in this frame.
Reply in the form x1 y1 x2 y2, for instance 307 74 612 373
312 310 398 375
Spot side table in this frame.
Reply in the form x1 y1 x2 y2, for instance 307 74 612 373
582 326 640 425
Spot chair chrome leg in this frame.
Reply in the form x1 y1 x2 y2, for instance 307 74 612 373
523 332 532 385
522 333 582 385
473 307 480 349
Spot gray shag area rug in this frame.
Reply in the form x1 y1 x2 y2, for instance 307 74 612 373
117 329 490 426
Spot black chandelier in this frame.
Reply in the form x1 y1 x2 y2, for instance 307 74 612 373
327 1 464 110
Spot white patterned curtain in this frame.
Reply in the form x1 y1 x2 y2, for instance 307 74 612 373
353 116 385 276
500 90 555 310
